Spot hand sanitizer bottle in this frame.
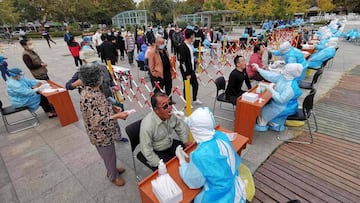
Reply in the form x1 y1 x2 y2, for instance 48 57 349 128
158 159 167 176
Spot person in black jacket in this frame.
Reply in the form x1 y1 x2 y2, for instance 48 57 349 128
225 55 252 105
100 35 118 65
179 29 202 105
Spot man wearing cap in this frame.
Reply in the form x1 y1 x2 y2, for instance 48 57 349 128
253 63 303 132
6 68 57 118
271 41 307 81
20 39 49 80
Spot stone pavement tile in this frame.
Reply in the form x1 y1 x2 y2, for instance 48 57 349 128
45 132 90 157
5 145 58 181
28 177 94 203
0 156 11 189
75 158 140 200
0 135 46 163
74 159 114 197
12 159 71 202
38 123 84 144
60 144 101 174
0 183 19 203
0 128 36 153
92 162 141 203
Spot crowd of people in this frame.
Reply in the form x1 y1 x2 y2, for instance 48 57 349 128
0 18 343 201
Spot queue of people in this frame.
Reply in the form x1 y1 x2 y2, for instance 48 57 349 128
1 22 332 202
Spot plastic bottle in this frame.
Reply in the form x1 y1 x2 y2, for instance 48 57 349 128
158 159 167 176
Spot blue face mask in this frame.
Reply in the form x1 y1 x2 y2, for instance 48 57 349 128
159 44 166 50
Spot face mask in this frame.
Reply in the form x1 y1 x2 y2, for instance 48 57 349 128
159 44 166 50
28 45 33 50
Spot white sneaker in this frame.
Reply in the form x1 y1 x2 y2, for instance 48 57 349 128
193 99 203 105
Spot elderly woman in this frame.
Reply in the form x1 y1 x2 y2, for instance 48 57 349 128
6 68 56 118
78 63 128 187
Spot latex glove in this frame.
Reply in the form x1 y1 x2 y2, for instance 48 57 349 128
33 87 40 92
175 145 189 165
266 85 275 93
251 63 260 71
172 110 185 120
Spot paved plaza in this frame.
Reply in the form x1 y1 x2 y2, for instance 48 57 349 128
0 22 359 202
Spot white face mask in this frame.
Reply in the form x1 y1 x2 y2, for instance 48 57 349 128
28 45 33 50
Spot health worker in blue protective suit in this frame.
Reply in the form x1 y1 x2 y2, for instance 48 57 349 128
176 107 246 203
271 41 307 81
253 63 303 132
6 68 57 118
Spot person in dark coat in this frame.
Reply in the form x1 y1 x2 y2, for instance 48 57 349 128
100 35 118 65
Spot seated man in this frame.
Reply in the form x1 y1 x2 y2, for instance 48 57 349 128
225 55 252 105
140 92 191 171
253 63 303 131
6 68 57 118
247 43 267 81
176 107 247 203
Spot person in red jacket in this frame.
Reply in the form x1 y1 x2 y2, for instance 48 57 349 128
68 36 82 68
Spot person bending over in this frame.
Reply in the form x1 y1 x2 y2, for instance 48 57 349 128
6 68 56 118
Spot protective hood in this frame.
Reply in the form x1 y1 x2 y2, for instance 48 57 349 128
184 107 216 143
8 68 23 77
281 63 303 80
279 41 292 54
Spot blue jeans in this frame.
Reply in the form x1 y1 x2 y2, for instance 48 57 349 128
0 65 9 81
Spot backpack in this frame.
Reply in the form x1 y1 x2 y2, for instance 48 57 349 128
172 32 182 45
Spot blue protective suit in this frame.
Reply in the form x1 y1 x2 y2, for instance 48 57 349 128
307 47 336 69
6 77 40 112
257 68 302 131
272 47 307 81
137 44 147 62
179 131 246 203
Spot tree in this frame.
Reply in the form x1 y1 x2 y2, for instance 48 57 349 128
149 0 173 24
285 0 309 16
203 0 226 11
0 0 19 24
243 0 257 20
257 0 274 20
318 0 336 14
13 0 41 22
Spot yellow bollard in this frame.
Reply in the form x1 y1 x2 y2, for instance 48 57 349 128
197 41 202 73
107 60 124 103
184 79 193 141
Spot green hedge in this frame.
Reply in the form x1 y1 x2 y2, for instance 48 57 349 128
25 31 83 39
